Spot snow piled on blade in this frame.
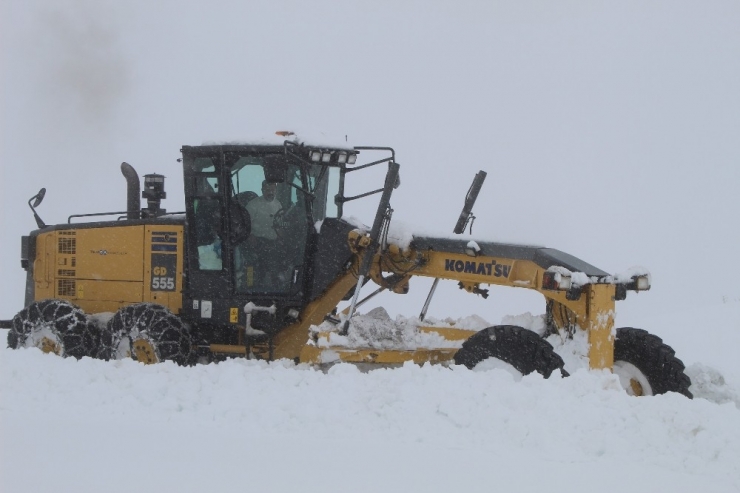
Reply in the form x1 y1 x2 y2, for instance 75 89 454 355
311 307 485 350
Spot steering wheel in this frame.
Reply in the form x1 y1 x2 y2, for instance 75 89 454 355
273 204 304 238
273 206 290 235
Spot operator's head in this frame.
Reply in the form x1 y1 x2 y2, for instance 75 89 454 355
262 180 277 202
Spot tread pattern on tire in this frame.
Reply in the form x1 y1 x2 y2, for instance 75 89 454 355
454 325 567 378
614 327 692 398
7 299 98 359
104 303 192 365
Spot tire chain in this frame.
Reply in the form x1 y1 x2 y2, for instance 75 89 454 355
104 303 193 365
8 299 99 359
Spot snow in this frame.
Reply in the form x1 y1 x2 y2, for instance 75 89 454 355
466 240 481 253
2 304 740 492
615 265 652 284
312 307 464 350
546 265 652 289
202 128 354 150
341 217 545 254
2 1 740 491
388 219 545 249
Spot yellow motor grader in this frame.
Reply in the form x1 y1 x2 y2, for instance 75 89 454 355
2 136 692 397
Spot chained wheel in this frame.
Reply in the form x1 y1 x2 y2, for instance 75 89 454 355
106 303 192 365
7 299 98 359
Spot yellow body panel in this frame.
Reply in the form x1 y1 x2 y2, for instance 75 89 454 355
142 225 184 314
73 227 144 281
32 224 184 316
273 269 360 360
584 284 616 370
71 280 143 313
33 233 56 300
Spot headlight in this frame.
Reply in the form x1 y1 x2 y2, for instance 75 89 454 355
633 275 651 291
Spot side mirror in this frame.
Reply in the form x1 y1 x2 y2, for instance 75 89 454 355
32 188 46 208
28 188 47 229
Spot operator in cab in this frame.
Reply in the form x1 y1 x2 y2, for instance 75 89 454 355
246 181 282 240
244 180 284 289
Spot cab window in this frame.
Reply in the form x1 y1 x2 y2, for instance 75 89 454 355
192 158 222 270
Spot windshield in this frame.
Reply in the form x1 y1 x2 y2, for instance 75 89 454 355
185 147 345 295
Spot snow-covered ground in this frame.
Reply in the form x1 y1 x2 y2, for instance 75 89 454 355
2 2 739 490
2 303 739 493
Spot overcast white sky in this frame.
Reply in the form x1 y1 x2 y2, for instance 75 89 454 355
2 1 739 333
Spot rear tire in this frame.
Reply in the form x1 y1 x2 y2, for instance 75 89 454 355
106 303 192 365
7 326 19 349
7 299 98 359
454 325 567 378
614 327 692 398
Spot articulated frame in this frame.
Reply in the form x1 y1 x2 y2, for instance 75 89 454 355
272 230 617 370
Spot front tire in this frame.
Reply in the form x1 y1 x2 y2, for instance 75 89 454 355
7 299 98 359
105 303 192 365
614 327 692 398
454 325 567 378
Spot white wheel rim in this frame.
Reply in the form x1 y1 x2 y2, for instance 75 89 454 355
613 360 653 396
473 357 523 381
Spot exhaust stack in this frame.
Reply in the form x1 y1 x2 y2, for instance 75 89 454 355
120 162 140 220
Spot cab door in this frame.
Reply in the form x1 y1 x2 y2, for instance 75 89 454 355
228 154 310 297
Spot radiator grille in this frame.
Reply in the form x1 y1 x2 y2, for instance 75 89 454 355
57 279 76 297
58 269 76 277
58 237 76 254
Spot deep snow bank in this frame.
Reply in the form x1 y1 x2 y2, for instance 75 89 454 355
2 331 739 492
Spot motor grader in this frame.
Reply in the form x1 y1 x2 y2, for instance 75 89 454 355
2 136 693 398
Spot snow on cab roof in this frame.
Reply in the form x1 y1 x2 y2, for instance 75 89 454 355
202 129 354 150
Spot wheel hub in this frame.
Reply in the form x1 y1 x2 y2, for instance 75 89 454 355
40 337 62 356
613 360 653 397
132 338 159 364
